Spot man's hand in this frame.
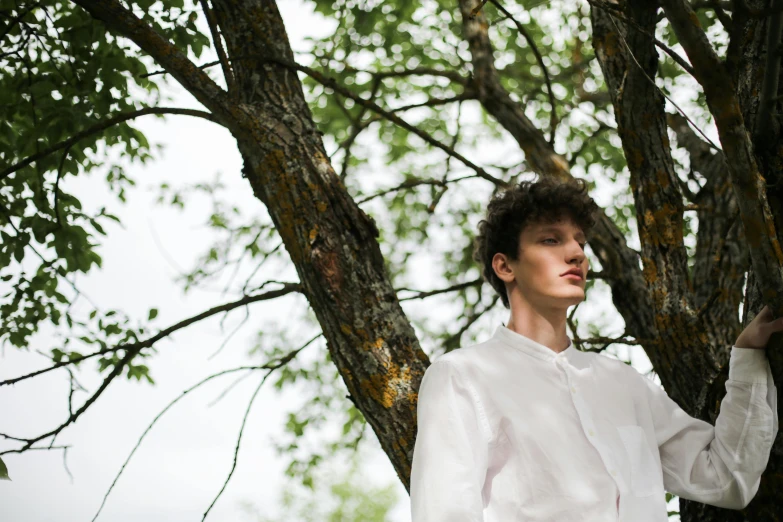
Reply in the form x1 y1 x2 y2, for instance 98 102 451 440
734 304 783 350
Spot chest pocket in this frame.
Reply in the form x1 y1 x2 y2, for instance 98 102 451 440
617 425 660 496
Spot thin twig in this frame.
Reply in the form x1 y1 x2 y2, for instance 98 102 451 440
1 284 303 387
0 2 39 43
62 446 73 483
443 294 500 352
0 347 136 456
207 305 250 360
201 376 266 521
53 144 71 229
268 57 506 187
199 0 235 91
470 0 491 18
207 370 254 408
568 123 613 166
398 278 483 301
90 367 271 522
490 0 557 144
587 0 697 77
140 60 220 79
594 1 722 152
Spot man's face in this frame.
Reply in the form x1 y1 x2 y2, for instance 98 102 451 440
494 217 589 309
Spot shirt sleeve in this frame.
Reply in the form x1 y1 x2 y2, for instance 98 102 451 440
643 347 778 509
410 359 491 522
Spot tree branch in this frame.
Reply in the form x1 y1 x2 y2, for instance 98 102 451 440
397 277 483 301
0 283 303 388
140 59 220 79
271 58 505 186
69 0 232 121
343 64 470 86
660 0 783 311
443 295 500 353
587 0 696 77
591 0 717 410
199 0 235 92
489 0 558 144
1 107 223 182
458 0 569 178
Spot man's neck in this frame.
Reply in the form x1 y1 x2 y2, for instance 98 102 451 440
505 298 570 354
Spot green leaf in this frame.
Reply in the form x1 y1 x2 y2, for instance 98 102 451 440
0 456 10 480
148 308 158 320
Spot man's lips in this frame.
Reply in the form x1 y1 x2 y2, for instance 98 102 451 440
561 269 583 279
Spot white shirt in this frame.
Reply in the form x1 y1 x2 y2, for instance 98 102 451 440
410 325 778 522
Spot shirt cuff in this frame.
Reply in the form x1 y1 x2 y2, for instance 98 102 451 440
728 346 770 384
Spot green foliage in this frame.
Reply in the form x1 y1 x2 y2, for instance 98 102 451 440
0 0 210 379
665 491 680 520
0 456 9 480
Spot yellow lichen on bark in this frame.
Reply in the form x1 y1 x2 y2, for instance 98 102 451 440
359 362 413 409
764 215 783 266
652 203 681 246
363 337 385 351
407 391 418 415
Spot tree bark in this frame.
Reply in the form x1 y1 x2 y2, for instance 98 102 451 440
591 0 724 412
591 0 783 519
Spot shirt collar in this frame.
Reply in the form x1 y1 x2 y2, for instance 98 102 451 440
492 324 576 362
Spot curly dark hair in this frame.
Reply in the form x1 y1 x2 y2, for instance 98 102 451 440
472 177 600 309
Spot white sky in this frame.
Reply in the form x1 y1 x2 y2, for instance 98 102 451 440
0 1 701 520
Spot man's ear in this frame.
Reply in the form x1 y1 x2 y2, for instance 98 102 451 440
492 252 516 284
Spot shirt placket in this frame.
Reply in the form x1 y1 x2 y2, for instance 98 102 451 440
553 353 629 495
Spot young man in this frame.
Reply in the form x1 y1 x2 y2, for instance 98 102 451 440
409 177 780 521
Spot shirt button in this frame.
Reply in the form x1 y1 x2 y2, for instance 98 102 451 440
610 470 617 477
588 429 595 437
570 386 576 394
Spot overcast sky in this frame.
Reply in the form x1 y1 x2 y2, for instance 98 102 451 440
0 1 710 520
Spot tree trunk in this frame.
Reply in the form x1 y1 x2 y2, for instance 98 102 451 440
590 1 783 519
204 0 428 490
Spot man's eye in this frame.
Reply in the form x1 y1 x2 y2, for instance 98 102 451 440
543 238 557 244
